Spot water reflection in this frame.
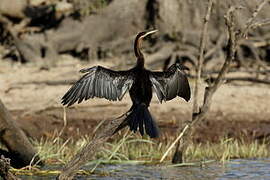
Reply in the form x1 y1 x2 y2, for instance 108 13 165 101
220 159 270 180
19 159 270 180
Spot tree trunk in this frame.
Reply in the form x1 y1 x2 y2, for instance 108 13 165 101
0 99 42 168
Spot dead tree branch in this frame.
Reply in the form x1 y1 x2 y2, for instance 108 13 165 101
193 0 213 112
171 0 214 164
57 112 130 180
250 18 270 30
0 99 41 168
242 0 269 38
161 0 268 162
160 1 265 162
160 5 236 163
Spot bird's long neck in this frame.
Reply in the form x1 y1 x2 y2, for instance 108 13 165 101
134 37 144 68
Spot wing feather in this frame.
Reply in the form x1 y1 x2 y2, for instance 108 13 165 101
149 64 191 103
62 66 134 106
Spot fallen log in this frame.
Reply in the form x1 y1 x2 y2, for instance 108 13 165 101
0 99 42 168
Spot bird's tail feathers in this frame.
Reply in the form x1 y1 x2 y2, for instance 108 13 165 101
127 104 159 138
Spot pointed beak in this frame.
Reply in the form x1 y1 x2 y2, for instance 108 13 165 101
142 29 158 38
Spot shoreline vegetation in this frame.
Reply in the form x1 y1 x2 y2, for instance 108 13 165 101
7 131 269 177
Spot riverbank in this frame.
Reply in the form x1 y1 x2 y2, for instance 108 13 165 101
1 58 270 143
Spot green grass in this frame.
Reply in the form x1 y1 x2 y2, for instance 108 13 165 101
9 133 270 176
32 133 270 167
185 138 270 163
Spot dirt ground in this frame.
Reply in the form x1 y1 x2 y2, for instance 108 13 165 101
1 56 270 143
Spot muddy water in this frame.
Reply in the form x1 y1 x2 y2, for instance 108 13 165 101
19 159 270 180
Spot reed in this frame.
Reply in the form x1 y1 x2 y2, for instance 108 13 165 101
33 134 270 166
9 134 269 176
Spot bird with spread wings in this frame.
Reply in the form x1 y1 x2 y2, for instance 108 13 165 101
62 30 191 138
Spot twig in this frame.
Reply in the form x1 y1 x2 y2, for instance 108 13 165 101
242 0 269 38
250 18 270 30
193 0 213 112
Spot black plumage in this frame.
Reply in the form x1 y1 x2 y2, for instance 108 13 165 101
62 30 191 138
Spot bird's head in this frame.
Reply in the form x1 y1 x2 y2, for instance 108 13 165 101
134 29 158 60
137 29 158 40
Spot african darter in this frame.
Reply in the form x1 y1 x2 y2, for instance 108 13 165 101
62 30 191 138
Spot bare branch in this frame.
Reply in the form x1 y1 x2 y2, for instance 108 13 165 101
57 112 130 180
160 5 238 163
164 0 269 163
193 0 214 113
242 0 269 38
250 18 270 30
208 6 237 94
0 99 41 168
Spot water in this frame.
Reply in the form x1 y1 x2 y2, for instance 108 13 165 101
19 159 270 180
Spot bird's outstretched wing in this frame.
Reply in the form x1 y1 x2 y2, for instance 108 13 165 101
149 63 191 103
62 66 134 106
